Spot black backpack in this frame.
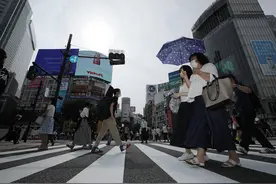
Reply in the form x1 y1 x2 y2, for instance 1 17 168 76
249 92 262 111
96 97 113 121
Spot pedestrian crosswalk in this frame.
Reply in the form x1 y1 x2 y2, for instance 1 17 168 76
0 141 275 183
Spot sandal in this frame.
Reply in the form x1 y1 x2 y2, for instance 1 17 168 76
185 157 205 167
221 159 241 168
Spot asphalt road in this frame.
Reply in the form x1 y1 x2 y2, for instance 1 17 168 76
0 141 275 183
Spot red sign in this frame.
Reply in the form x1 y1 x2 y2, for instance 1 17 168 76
87 71 103 77
26 77 46 88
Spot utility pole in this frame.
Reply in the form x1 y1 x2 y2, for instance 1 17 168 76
23 80 43 142
54 34 72 105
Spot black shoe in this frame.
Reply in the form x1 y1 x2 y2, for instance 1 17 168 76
91 146 103 153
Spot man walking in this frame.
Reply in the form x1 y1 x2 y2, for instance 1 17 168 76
91 88 130 153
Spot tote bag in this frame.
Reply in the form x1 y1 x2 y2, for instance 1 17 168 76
202 75 234 109
35 116 44 125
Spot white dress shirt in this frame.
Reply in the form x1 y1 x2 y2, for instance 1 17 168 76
187 63 218 103
46 105 55 118
80 107 89 118
179 83 189 102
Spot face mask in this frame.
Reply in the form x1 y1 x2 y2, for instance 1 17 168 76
191 59 198 68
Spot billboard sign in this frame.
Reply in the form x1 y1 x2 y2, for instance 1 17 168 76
157 82 169 92
35 49 79 75
168 70 181 90
251 41 276 75
168 70 179 81
56 78 69 113
75 51 113 83
146 85 157 104
69 77 105 100
215 55 239 76
26 77 46 88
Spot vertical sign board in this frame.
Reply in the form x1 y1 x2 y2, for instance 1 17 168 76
56 78 69 113
168 70 181 90
251 41 276 75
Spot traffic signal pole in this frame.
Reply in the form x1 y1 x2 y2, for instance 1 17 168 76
23 80 43 142
54 34 72 105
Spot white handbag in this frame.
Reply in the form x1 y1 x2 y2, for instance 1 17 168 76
35 116 44 125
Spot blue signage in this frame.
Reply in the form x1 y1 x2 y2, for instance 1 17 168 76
70 55 78 63
75 51 113 83
35 49 79 75
251 41 276 76
56 79 69 113
168 70 179 81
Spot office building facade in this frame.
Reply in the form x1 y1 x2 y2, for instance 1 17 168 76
267 15 276 38
0 0 36 97
192 0 276 115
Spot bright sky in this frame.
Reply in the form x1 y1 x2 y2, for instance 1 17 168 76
28 0 275 114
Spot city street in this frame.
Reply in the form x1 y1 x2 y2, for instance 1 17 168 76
0 141 275 183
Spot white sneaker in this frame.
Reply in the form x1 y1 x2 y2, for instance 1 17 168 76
178 152 194 161
237 145 248 155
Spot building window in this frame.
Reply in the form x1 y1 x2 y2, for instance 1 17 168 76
194 4 231 39
268 102 276 114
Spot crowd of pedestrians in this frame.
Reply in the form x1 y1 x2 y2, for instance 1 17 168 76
170 52 275 168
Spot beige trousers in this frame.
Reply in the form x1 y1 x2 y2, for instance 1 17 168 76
94 118 122 147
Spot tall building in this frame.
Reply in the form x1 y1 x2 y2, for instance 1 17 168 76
267 15 276 38
0 0 36 96
192 0 276 115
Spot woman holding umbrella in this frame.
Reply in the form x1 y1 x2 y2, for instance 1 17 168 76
183 53 240 167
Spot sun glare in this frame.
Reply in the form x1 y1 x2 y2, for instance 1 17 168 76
81 19 114 54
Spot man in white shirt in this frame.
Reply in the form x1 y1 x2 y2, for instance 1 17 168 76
140 120 148 143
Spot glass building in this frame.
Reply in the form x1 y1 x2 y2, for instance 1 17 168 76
192 0 276 115
0 0 36 97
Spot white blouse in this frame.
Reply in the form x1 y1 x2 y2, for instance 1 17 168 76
80 107 89 118
187 63 218 102
179 83 189 102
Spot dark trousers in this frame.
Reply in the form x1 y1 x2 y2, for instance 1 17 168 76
141 128 148 143
240 112 274 151
48 134 54 145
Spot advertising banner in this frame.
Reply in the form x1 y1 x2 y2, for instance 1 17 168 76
146 85 157 104
157 82 169 92
168 70 179 81
168 78 181 90
168 70 181 90
26 77 46 88
75 51 113 83
56 78 69 113
251 41 276 75
69 77 105 100
215 55 239 76
35 49 79 75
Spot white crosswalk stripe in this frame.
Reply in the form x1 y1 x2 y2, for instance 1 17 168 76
0 142 275 183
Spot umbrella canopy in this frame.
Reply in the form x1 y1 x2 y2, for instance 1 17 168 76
157 37 206 66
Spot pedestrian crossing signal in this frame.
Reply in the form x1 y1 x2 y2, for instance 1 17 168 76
109 52 125 65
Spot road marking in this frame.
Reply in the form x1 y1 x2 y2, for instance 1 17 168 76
0 146 81 164
136 144 237 183
67 146 125 183
0 145 106 183
0 144 65 156
152 143 276 176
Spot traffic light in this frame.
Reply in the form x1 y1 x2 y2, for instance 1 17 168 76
109 52 125 65
26 65 38 80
